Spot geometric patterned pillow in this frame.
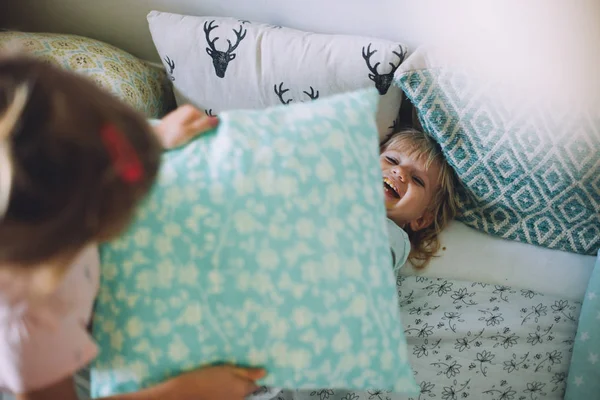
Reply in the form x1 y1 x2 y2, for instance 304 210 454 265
0 31 175 118
396 54 600 256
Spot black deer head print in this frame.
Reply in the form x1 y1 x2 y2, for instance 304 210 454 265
164 56 175 81
362 44 406 95
205 109 216 117
274 82 320 104
204 20 247 78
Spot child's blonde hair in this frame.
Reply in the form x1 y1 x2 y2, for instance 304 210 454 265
0 54 161 267
381 128 459 268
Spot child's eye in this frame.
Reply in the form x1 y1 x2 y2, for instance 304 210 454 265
385 156 398 165
413 176 425 187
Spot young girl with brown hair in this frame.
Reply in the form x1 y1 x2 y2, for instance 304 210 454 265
0 54 263 400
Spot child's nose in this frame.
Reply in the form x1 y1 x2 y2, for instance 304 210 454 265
392 166 408 182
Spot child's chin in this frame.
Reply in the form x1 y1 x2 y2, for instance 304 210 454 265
384 196 399 208
384 204 397 215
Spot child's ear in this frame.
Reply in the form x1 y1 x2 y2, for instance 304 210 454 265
409 211 435 232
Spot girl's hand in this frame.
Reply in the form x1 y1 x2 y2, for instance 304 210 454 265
160 365 266 400
155 105 218 149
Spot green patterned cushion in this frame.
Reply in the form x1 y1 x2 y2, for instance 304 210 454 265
91 89 418 397
0 31 175 118
396 53 599 256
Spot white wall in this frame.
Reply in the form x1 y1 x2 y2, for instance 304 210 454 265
1 0 598 106
0 0 440 62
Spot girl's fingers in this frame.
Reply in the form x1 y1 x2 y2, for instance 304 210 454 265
158 109 219 149
176 104 205 123
188 116 219 133
231 367 266 381
174 116 218 145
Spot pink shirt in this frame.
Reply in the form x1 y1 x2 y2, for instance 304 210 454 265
0 246 99 393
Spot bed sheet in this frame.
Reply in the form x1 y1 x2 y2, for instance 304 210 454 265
271 274 580 400
402 221 596 301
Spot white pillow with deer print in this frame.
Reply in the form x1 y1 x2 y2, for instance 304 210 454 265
147 11 408 139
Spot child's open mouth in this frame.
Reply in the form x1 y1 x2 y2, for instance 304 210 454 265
383 177 400 199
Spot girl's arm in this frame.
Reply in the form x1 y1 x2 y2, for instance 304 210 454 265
16 375 172 400
16 365 265 400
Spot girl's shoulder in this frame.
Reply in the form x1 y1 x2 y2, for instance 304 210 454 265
386 218 411 272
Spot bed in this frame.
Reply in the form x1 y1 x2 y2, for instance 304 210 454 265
57 268 594 400
0 1 598 400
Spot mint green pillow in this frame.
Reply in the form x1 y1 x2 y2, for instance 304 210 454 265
564 250 600 399
91 89 418 397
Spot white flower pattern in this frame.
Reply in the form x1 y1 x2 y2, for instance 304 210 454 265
91 89 418 397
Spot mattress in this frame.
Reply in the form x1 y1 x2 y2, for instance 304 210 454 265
402 221 596 301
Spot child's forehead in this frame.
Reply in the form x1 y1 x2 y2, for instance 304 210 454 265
386 140 428 158
386 139 415 153
384 139 441 171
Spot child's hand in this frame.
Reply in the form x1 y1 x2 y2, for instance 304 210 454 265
155 105 218 149
161 365 266 400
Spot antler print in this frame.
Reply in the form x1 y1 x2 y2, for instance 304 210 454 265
389 117 401 133
362 43 407 95
274 83 320 104
204 20 247 78
392 47 407 69
362 44 381 77
303 86 320 100
163 56 175 81
204 20 220 54
227 25 247 54
274 82 292 104
164 56 175 74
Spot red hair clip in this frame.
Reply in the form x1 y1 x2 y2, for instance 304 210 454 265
100 124 144 183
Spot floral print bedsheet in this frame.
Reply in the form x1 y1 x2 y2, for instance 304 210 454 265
272 275 581 400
